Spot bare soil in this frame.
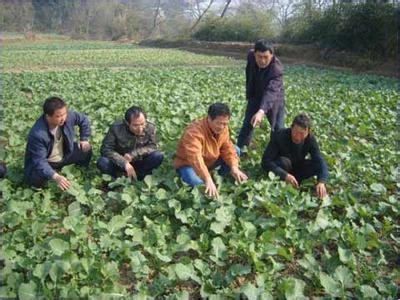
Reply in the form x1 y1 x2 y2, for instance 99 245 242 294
140 39 399 78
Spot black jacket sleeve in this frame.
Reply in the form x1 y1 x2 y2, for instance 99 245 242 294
261 133 288 180
100 126 127 168
259 63 283 113
309 136 329 182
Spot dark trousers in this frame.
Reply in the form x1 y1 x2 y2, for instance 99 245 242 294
97 151 164 181
26 143 92 188
237 101 285 149
274 156 319 184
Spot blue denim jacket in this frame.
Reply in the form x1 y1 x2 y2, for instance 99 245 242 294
24 110 91 179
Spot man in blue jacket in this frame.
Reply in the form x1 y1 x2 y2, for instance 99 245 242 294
24 96 92 190
237 40 285 149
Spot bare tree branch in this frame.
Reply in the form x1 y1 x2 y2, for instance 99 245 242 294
190 0 215 32
220 0 232 18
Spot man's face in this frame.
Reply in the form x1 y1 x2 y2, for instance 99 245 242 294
128 113 146 136
291 124 309 144
208 115 230 135
46 106 68 127
255 50 273 69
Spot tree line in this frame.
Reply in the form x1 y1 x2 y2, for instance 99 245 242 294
1 0 397 57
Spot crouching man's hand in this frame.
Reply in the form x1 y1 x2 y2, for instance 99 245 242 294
285 174 299 188
52 173 71 190
79 141 91 152
230 166 248 184
125 162 137 180
316 182 328 199
124 153 133 162
205 177 219 199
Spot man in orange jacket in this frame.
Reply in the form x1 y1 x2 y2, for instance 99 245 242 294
174 103 248 198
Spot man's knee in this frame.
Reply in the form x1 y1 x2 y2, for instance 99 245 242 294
97 157 113 174
24 172 48 188
234 145 241 157
148 151 164 167
177 166 204 187
276 156 292 171
79 148 92 167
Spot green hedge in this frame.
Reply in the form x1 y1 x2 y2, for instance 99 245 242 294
281 4 397 57
193 12 277 42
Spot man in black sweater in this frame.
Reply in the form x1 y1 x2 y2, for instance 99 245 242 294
261 113 328 199
237 40 285 149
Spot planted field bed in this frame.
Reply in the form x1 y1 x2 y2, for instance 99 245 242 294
1 39 398 299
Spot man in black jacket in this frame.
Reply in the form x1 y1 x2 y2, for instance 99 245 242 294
237 40 285 149
262 113 328 199
97 106 163 180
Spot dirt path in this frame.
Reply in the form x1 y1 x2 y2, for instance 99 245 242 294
142 40 398 78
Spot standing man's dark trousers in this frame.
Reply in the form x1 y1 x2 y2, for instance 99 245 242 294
237 100 285 149
25 143 92 188
265 156 321 183
97 151 164 181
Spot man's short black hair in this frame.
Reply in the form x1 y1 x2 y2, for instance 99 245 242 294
43 96 67 116
208 103 231 120
254 39 274 54
292 113 311 129
125 106 146 123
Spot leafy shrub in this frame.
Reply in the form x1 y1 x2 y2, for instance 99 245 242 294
281 3 397 57
193 11 277 42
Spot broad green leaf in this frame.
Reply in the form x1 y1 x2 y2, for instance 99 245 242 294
210 221 225 234
18 281 37 300
155 188 167 200
68 201 81 216
241 221 257 240
370 183 386 194
360 285 379 298
194 259 211 276
334 265 354 289
173 262 200 283
125 228 143 245
121 193 133 204
298 253 320 275
315 209 330 229
8 200 33 217
280 277 306 300
319 272 341 297
63 216 79 232
229 264 251 276
33 261 51 282
320 196 332 207
241 283 259 300
130 251 147 271
0 286 16 298
338 246 356 265
49 238 70 256
210 237 227 266
107 215 129 235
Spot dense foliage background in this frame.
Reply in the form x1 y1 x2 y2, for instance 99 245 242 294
1 0 398 59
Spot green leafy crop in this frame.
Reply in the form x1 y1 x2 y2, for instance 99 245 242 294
1 39 398 298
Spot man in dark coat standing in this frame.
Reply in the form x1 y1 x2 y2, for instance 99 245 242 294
237 40 285 149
